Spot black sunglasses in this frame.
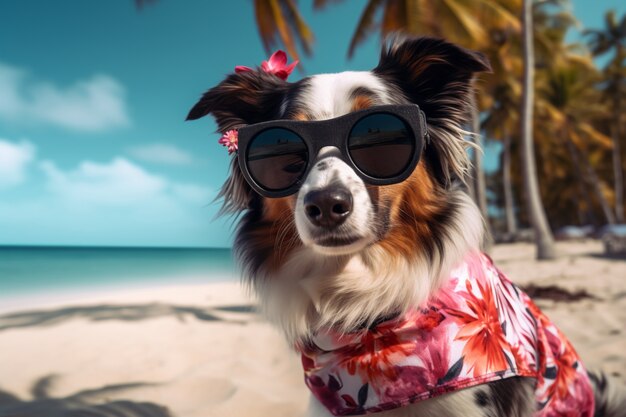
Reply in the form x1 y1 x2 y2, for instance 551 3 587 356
237 104 428 198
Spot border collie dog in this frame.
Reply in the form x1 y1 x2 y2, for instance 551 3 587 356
188 37 625 417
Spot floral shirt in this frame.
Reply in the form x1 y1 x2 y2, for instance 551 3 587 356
299 252 595 416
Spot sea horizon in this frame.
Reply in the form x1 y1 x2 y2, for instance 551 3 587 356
0 244 231 250
0 245 238 304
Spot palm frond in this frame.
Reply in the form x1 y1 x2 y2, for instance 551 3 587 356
313 0 345 10
284 0 315 56
347 0 386 58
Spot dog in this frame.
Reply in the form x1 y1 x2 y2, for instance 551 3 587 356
188 36 626 417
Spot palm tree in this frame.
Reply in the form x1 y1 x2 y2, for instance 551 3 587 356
536 64 616 225
253 0 315 62
584 10 626 223
520 0 556 259
479 1 579 239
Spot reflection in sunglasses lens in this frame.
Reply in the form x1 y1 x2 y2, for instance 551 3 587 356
247 128 308 191
348 113 414 178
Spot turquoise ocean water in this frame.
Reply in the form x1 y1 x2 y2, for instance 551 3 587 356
0 246 237 299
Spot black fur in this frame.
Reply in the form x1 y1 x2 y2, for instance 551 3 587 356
373 36 491 121
588 371 626 417
473 378 536 417
186 70 288 131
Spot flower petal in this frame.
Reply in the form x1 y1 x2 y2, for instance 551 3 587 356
234 65 253 73
268 50 288 67
273 70 289 80
218 130 239 155
284 60 298 74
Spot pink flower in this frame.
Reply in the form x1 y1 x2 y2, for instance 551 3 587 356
234 50 298 80
234 65 254 73
218 130 238 155
261 50 298 79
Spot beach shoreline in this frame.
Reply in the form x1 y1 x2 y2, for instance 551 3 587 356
0 275 239 315
0 241 624 417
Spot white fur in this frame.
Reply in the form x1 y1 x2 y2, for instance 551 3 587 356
294 148 376 256
255 189 483 345
297 71 398 119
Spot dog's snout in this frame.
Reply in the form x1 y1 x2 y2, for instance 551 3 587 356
304 187 353 228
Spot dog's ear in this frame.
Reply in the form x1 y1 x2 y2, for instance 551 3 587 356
186 70 288 131
374 36 491 186
188 70 289 212
374 36 490 122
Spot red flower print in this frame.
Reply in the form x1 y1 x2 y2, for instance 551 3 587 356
299 253 596 417
446 278 510 377
340 327 416 382
544 330 579 401
414 308 445 333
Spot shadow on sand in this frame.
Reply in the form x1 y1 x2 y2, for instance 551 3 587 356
521 284 600 302
0 302 257 332
0 375 173 417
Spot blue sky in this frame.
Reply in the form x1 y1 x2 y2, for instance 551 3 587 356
0 0 623 247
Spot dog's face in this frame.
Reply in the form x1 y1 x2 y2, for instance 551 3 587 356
188 36 489 266
290 72 399 256
188 37 489 338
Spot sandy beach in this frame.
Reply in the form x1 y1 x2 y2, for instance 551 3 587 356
0 241 624 417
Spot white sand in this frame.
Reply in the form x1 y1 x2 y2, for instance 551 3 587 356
0 241 624 416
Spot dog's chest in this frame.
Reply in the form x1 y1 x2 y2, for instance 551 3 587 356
299 252 595 416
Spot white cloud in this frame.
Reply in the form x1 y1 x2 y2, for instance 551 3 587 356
171 183 213 205
40 157 166 205
0 151 224 246
128 143 194 165
0 62 130 132
0 139 35 188
39 157 213 207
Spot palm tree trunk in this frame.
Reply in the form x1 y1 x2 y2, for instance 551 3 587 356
612 100 624 223
502 132 517 234
469 90 492 249
469 91 489 222
520 0 556 260
583 154 617 225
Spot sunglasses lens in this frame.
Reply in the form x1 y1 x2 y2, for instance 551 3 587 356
247 128 308 191
348 113 415 179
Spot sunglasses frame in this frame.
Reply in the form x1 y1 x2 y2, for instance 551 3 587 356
236 104 428 198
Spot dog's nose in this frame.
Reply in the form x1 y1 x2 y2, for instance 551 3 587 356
304 187 353 228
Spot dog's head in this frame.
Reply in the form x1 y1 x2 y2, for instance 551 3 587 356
188 37 490 339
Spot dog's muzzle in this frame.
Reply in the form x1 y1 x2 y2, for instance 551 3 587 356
303 186 353 229
294 152 376 255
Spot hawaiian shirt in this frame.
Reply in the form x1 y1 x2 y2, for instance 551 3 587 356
299 252 595 416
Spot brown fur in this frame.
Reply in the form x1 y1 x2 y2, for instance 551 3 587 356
377 164 446 261
258 197 301 273
350 95 374 112
291 112 311 121
345 92 447 263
